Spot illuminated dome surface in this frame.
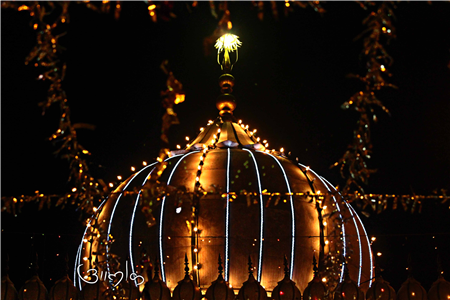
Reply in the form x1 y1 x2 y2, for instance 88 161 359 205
75 115 374 293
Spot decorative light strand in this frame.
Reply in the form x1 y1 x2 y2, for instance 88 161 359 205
260 151 295 280
243 148 264 282
128 162 159 285
225 147 231 281
159 151 199 282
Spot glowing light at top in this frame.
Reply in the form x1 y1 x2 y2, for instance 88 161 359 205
215 34 242 54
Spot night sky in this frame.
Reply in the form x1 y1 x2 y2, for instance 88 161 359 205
2 1 450 292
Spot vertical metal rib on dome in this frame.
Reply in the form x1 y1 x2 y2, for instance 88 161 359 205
225 148 231 282
346 201 363 286
349 204 373 287
242 148 264 282
159 151 200 282
318 175 347 283
75 241 82 289
76 198 107 290
298 163 348 284
129 161 159 285
106 165 156 276
321 176 373 287
259 151 295 280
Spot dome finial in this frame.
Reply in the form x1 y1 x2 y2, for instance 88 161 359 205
215 34 241 119
312 253 319 277
218 254 224 277
283 255 289 279
215 33 242 73
184 253 190 277
154 257 161 280
248 256 253 275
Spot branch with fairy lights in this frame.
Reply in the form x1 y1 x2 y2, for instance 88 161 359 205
333 2 398 194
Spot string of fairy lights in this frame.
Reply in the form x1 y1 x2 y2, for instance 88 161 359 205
332 2 398 194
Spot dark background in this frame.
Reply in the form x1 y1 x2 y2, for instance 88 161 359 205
2 1 450 292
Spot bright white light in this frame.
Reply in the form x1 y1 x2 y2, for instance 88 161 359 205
107 168 148 276
76 199 107 290
129 162 159 285
243 149 264 282
299 164 347 284
260 151 295 279
176 207 182 214
346 201 362 286
159 151 199 282
349 204 374 287
215 34 242 53
225 148 231 281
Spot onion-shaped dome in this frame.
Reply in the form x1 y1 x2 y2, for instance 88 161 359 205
397 277 426 300
142 261 171 300
2 275 19 300
75 41 374 293
366 275 396 300
428 276 450 300
302 256 329 300
271 256 301 300
237 257 267 300
334 267 364 300
19 275 48 300
205 255 235 300
172 255 201 300
49 275 78 300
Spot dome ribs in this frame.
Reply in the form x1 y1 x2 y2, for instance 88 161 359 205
159 151 200 283
224 148 231 282
257 151 296 280
129 161 160 284
103 162 160 285
242 149 265 283
313 174 348 284
77 148 373 292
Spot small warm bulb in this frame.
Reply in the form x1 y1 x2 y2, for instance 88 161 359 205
177 145 181 149
371 237 376 241
143 161 147 166
377 252 382 256
72 187 77 192
193 265 198 270
117 175 122 180
193 248 198 253
322 277 327 282
185 136 190 141
109 183 114 188
131 166 136 171
200 127 204 132
194 227 198 232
